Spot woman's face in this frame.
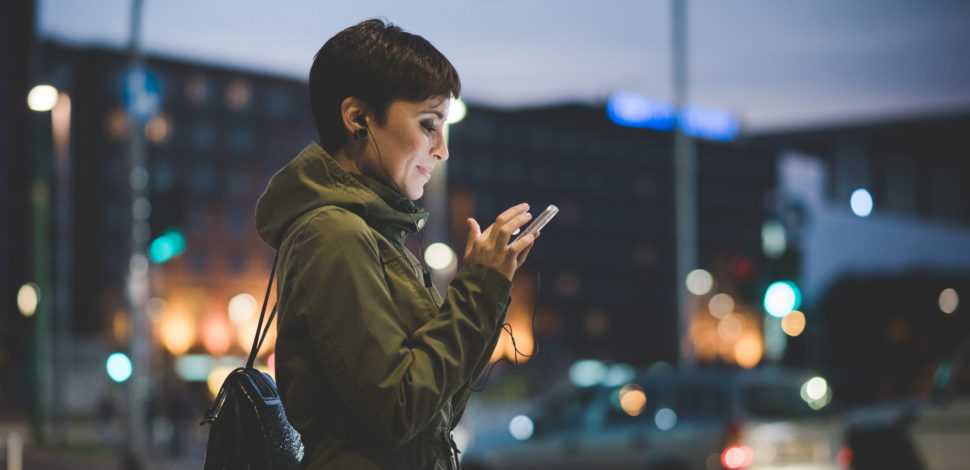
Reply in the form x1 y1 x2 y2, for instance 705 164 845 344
362 96 450 200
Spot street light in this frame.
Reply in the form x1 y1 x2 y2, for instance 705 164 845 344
17 283 40 317
447 98 466 125
27 84 59 112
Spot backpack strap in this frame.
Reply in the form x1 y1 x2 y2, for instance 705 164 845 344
247 252 278 369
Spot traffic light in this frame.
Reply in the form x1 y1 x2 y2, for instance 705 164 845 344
764 281 802 318
106 352 133 383
149 228 185 263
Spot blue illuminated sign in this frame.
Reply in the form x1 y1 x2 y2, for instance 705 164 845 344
679 105 739 142
607 92 738 141
606 92 676 131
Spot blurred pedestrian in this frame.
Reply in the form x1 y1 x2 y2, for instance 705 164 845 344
254 18 539 469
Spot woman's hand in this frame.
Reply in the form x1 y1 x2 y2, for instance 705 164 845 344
464 203 538 281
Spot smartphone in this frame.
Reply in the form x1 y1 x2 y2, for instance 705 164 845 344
514 204 558 241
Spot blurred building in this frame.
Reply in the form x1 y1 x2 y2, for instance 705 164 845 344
446 105 776 368
28 41 316 416
750 114 970 403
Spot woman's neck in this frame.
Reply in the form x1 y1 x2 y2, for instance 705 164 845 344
330 148 364 176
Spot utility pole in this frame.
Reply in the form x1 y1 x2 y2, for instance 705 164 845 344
672 0 698 368
125 0 151 464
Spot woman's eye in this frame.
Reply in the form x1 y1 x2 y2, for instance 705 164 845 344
421 121 437 133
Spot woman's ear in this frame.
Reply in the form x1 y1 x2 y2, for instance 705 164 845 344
340 96 370 137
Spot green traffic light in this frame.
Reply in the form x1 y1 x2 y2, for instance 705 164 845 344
764 281 802 318
149 229 185 263
106 352 132 383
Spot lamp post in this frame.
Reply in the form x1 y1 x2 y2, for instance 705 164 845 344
26 83 57 445
672 0 698 368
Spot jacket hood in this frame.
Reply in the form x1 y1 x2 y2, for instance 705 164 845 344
255 142 429 249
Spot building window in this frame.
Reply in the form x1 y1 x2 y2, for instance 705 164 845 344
191 120 216 150
229 125 255 156
184 73 212 106
190 165 216 196
225 79 252 111
265 87 294 117
151 160 177 193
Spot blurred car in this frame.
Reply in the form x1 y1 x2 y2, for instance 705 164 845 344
460 365 849 470
845 335 970 470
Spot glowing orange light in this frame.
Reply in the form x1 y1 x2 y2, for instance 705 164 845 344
717 313 744 342
159 311 196 356
689 316 718 361
145 115 170 143
619 384 647 416
207 366 235 397
237 313 276 356
734 334 763 368
201 312 232 356
491 273 535 363
781 310 806 337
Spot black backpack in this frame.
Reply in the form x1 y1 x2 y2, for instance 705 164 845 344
201 256 304 469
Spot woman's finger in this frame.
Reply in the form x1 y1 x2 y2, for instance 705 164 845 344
493 211 532 249
464 218 481 258
515 235 536 265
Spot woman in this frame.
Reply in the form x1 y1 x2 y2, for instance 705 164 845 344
254 19 538 469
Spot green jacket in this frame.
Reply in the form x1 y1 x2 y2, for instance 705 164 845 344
255 143 512 469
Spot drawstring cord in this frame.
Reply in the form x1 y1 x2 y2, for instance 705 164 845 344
449 432 461 470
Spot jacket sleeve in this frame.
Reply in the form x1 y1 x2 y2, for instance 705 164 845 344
283 207 511 446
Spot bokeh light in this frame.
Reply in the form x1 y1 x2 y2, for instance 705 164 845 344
686 269 714 296
106 352 133 383
717 313 744 342
618 384 647 416
228 293 257 325
781 310 806 336
447 98 467 124
761 220 787 259
508 415 534 441
850 188 873 217
603 363 636 386
708 293 734 319
424 242 456 270
174 354 211 382
734 334 763 368
28 84 59 111
569 359 608 387
800 376 832 410
654 408 677 431
237 312 276 356
764 281 801 318
207 366 235 397
159 311 195 356
939 288 959 314
17 283 40 317
145 114 170 143
721 446 754 470
201 312 232 355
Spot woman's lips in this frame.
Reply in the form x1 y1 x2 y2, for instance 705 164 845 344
417 166 432 180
